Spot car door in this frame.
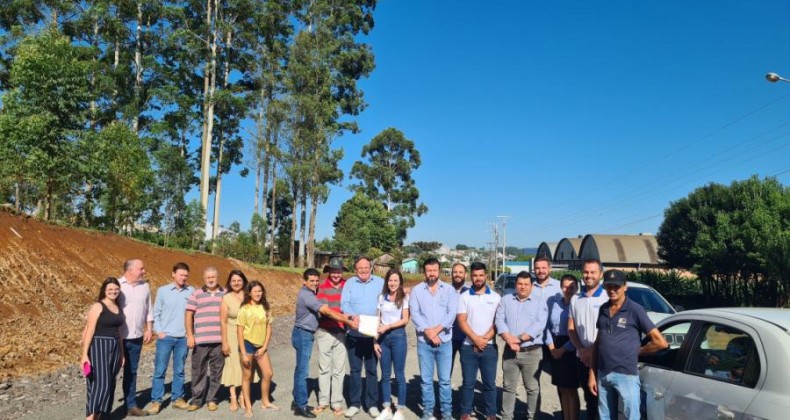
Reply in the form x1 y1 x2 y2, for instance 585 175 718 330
662 320 762 420
639 320 695 420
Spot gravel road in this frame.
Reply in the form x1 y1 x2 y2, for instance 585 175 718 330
4 317 589 420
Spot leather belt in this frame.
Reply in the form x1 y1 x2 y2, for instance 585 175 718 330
510 344 541 353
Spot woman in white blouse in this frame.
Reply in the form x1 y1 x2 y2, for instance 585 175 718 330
373 269 410 420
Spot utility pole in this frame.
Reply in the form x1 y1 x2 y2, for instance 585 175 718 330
497 215 510 275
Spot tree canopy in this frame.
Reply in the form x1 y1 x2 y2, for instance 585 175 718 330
350 127 427 244
656 176 789 307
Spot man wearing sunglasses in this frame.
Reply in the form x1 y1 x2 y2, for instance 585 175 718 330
587 269 668 420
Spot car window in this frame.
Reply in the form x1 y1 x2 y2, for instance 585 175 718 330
640 321 692 369
685 323 760 388
504 276 516 290
626 287 674 314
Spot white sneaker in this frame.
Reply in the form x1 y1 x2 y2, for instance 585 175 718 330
345 406 360 418
374 408 392 420
369 407 381 418
392 410 405 420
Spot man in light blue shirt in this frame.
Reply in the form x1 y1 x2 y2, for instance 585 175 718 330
148 262 194 414
495 271 549 420
410 258 458 420
340 256 384 418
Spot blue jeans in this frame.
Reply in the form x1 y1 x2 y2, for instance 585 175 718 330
292 327 315 408
151 336 188 403
460 344 498 416
346 334 378 409
122 338 143 409
378 328 407 409
598 371 640 420
416 340 452 417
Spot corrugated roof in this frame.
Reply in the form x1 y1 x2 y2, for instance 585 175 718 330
579 234 661 264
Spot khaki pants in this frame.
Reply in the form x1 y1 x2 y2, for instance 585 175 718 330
316 329 347 409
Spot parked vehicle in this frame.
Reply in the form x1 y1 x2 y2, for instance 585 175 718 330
638 308 790 420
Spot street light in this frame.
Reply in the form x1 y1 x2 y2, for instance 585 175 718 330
766 72 790 83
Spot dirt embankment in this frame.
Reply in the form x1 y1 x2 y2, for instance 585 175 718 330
0 212 303 380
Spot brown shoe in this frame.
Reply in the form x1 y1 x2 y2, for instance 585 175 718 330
147 402 161 415
186 404 202 412
127 407 149 417
208 402 218 411
173 398 190 410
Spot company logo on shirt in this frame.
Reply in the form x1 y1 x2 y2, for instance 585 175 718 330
617 317 627 328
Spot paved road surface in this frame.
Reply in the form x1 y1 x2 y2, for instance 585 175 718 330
17 316 591 420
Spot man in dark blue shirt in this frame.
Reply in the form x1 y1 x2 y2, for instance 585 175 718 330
589 270 667 420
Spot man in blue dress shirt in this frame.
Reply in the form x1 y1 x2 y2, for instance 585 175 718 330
410 258 458 420
340 256 384 418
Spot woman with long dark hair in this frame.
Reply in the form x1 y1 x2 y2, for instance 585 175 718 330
220 269 250 412
80 277 125 420
236 280 276 418
373 269 410 420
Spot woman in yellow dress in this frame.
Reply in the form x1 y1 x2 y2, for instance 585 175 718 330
220 270 248 412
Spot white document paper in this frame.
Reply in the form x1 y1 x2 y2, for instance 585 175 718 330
358 314 380 338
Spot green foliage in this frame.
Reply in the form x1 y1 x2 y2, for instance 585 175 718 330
657 176 789 307
455 244 469 250
0 29 93 219
413 241 442 252
333 192 398 256
350 128 428 244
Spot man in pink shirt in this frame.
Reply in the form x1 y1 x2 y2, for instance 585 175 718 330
117 259 153 417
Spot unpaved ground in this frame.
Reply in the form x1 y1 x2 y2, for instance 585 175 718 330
5 316 583 420
0 212 303 379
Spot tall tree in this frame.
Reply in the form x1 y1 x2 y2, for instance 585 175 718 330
350 127 428 244
0 29 92 220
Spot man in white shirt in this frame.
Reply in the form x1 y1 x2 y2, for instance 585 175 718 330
117 259 153 417
568 259 608 420
456 262 500 420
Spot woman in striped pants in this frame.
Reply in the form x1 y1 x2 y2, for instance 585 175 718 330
80 277 125 420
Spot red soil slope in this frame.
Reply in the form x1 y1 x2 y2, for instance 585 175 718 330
0 212 302 380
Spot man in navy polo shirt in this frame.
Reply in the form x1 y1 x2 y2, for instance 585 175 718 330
588 270 668 420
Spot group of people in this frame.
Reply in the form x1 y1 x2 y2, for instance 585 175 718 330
291 256 667 420
79 255 668 420
81 260 277 419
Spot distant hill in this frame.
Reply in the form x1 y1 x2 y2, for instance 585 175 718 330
522 247 538 255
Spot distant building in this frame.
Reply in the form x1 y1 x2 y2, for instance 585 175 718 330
504 261 531 274
373 253 397 276
578 233 663 270
536 233 666 271
536 242 558 260
401 258 419 274
554 237 583 265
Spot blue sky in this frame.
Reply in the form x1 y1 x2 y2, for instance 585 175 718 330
213 0 790 249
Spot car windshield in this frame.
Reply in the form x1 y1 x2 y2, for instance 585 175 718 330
626 287 674 314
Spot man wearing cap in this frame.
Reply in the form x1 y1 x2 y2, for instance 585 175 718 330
293 268 359 418
589 269 667 420
314 258 348 416
567 259 608 420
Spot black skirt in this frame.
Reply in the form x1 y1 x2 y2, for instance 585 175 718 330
550 335 580 389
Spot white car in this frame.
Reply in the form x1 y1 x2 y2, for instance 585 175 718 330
638 308 790 420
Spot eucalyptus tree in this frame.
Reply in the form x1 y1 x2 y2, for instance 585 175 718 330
286 0 376 267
